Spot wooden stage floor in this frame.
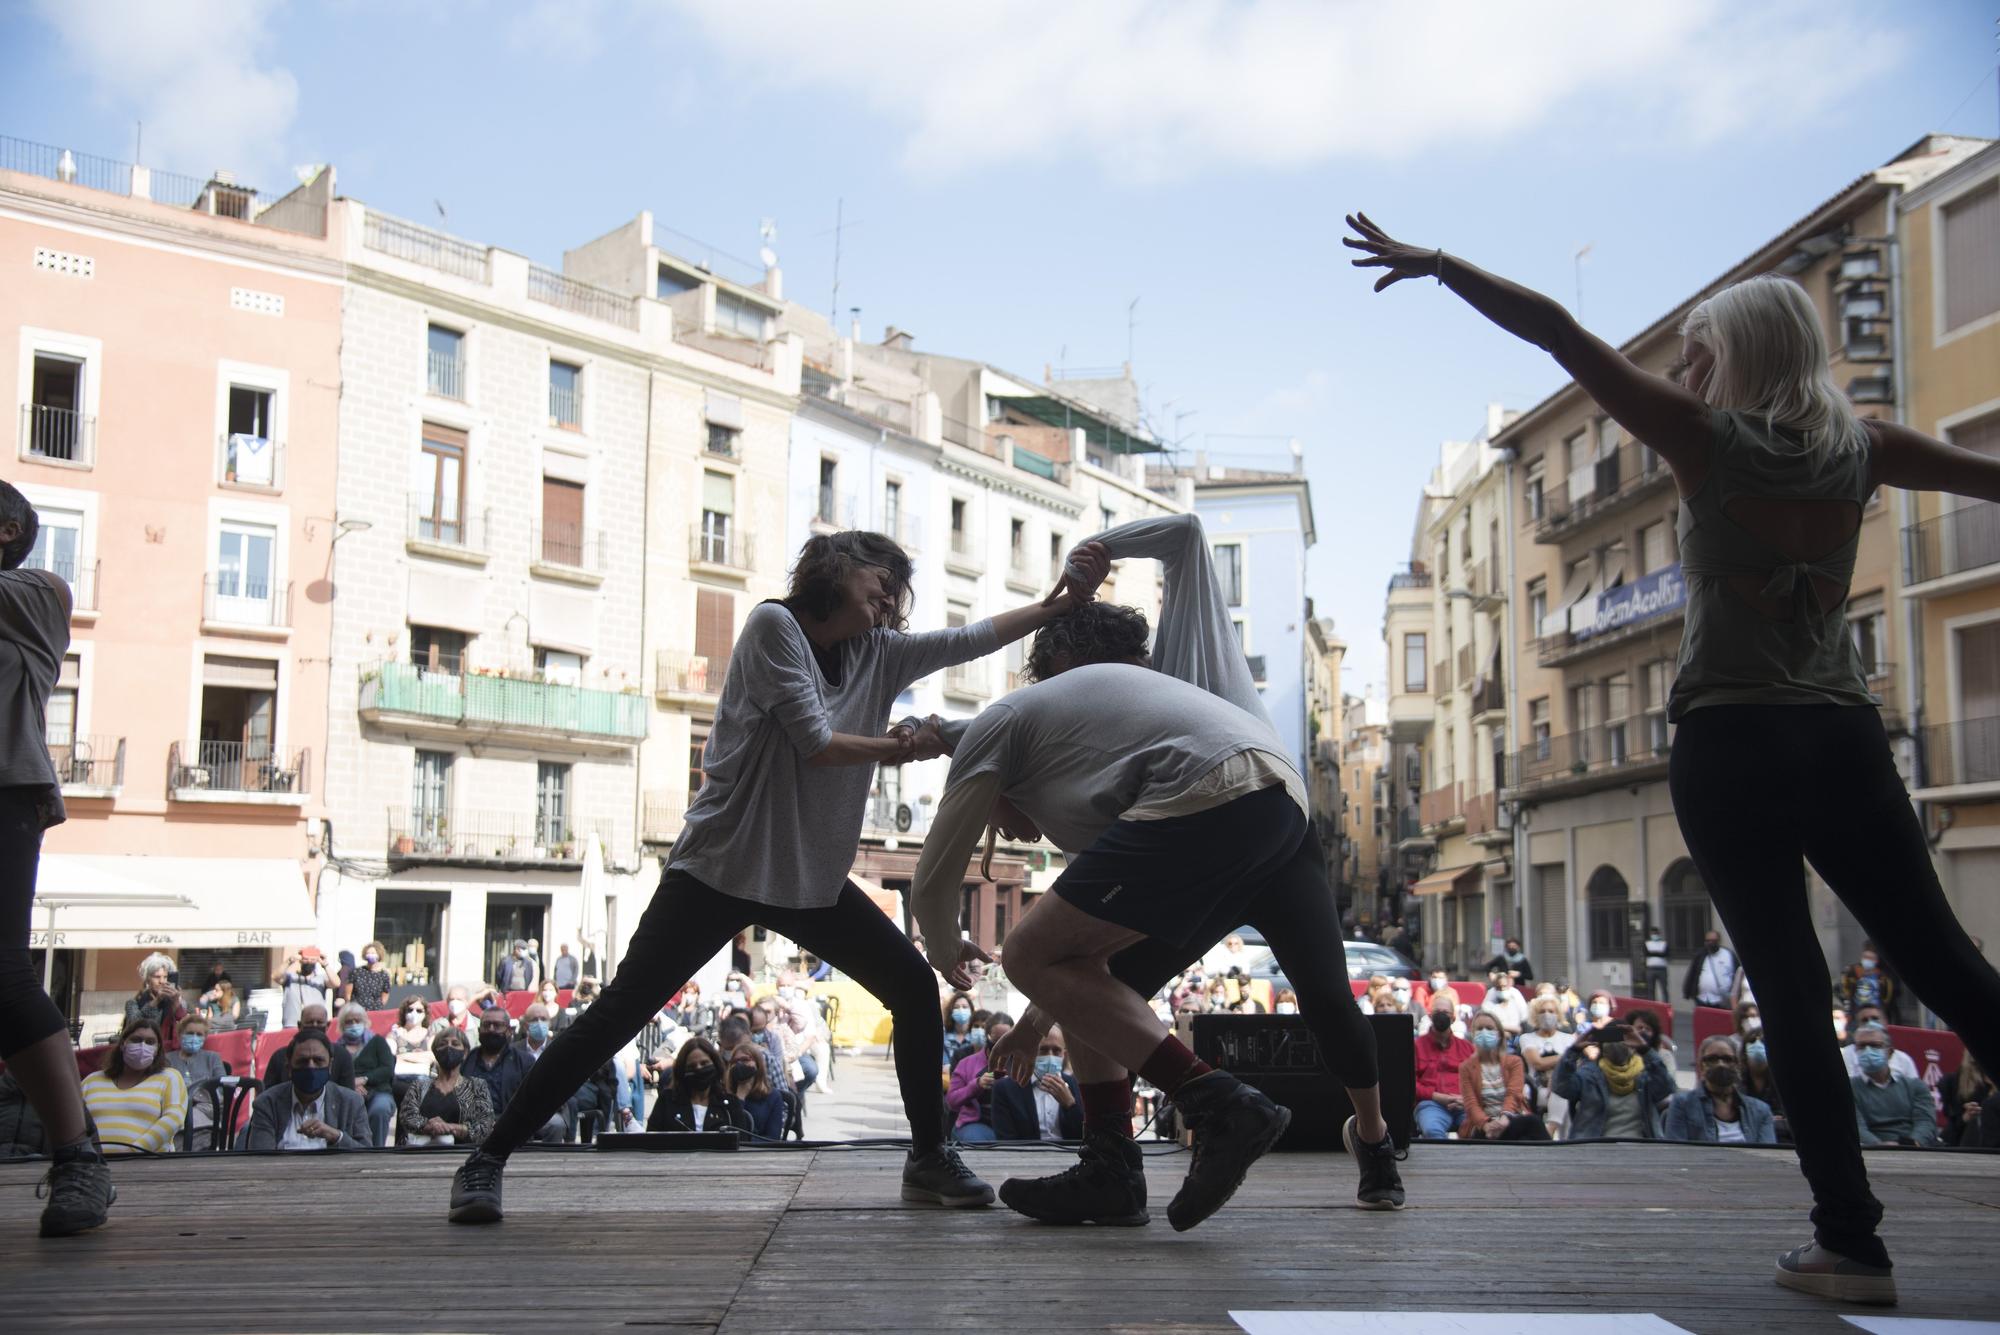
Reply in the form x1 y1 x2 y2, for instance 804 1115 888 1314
4 1141 1997 1333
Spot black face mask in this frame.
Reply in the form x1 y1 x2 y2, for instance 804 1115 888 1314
435 1047 467 1072
478 1031 507 1054
680 1065 717 1090
730 1061 759 1083
1704 1065 1740 1093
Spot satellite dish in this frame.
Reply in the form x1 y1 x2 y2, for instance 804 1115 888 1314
759 246 779 268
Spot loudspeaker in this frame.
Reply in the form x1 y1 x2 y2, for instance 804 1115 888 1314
1178 1012 1415 1151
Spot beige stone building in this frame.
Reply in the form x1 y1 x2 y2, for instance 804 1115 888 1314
1339 693 1389 928
1307 614 1347 913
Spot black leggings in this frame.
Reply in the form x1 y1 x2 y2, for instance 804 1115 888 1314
1670 705 2000 1267
486 870 945 1157
1107 829 1379 1091
0 788 68 1060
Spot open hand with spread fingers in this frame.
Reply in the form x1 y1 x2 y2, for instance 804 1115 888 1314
1342 212 1444 292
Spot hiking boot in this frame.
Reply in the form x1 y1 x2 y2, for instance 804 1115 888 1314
1165 1071 1290 1232
37 1149 114 1238
901 1143 995 1207
1342 1115 1407 1211
998 1128 1150 1226
1775 1242 1897 1305
449 1149 507 1224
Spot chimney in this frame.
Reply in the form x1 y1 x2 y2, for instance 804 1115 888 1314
882 326 914 352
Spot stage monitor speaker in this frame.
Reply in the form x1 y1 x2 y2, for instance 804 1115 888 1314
1178 1012 1415 1151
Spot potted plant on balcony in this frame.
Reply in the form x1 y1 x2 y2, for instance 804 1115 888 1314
393 833 416 855
553 826 576 859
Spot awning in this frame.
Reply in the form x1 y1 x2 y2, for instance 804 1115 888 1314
996 394 1164 455
1411 863 1482 897
31 855 314 950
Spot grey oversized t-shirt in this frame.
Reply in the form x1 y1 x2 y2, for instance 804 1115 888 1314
0 568 70 824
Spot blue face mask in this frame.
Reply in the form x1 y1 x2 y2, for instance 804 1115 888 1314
292 1065 332 1097
1472 1028 1501 1052
967 1027 987 1049
526 1021 550 1042
1856 1047 1889 1075
1745 1040 1768 1065
180 1033 206 1055
343 1023 367 1042
949 1008 971 1027
1034 1055 1064 1080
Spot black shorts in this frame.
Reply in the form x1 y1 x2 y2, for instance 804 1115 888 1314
1050 782 1308 952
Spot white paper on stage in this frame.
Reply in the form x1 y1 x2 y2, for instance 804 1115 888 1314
1231 1316 1695 1335
1845 1320 2000 1334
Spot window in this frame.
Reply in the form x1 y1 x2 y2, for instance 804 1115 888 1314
540 476 586 566
225 385 277 486
950 498 969 554
1571 683 1597 763
1661 860 1711 958
1953 624 2000 782
46 652 78 754
548 360 582 429
1049 533 1065 582
1586 865 1631 960
536 648 582 686
1232 617 1247 647
1526 579 1547 639
1403 633 1427 693
409 625 467 673
694 590 734 688
985 394 1008 423
1529 697 1551 760
883 481 902 540
657 265 700 299
1941 179 2000 334
1010 518 1026 565
715 291 767 340
1848 599 1887 677
706 421 739 457
700 471 734 564
213 521 277 622
689 718 712 798
1524 459 1545 522
1005 637 1026 691
26 506 82 584
193 654 279 793
1100 505 1115 531
1642 661 1672 751
412 750 450 844
1215 543 1245 607
535 762 571 849
1639 520 1671 574
1440 727 1455 787
1605 673 1631 766
417 423 467 544
426 325 465 400
818 458 838 525
27 352 86 463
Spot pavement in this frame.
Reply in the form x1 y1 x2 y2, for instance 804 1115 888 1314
792 1046 914 1142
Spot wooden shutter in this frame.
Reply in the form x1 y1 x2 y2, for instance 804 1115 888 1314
695 590 734 676
1943 182 2000 333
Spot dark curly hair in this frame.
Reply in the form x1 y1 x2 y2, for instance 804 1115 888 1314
1025 602 1151 682
786 531 913 630
0 481 39 571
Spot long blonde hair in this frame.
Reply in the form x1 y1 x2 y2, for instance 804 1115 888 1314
1679 273 1867 458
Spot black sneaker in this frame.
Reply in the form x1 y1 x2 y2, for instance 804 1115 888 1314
1341 1115 1407 1211
901 1144 996 1207
37 1150 114 1238
449 1150 506 1224
1774 1241 1897 1305
998 1128 1150 1226
1165 1071 1290 1232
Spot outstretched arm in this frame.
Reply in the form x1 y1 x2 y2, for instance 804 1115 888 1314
1343 213 1712 476
1867 418 2000 504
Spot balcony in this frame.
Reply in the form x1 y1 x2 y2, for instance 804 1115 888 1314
167 741 309 804
427 349 465 401
406 496 489 565
527 264 638 331
680 328 775 371
943 661 987 702
531 521 605 585
38 558 98 622
1388 565 1432 593
549 381 583 431
1509 721 1670 801
656 650 723 706
1454 645 1474 691
1005 552 1040 594
386 808 612 868
1537 607 1686 667
1904 502 2000 596
363 210 488 282
358 661 646 752
1533 442 1674 543
201 575 291 637
1419 782 1461 833
704 424 739 460
1464 788 1504 843
50 735 123 796
1472 672 1506 723
640 795 681 846
945 529 982 578
1393 804 1428 848
1913 715 2000 801
689 525 754 577
218 433 284 491
19 404 95 469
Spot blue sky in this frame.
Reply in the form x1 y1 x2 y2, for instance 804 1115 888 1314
4 1 1994 691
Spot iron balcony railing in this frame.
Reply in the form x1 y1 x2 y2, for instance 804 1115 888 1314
359 661 646 742
363 210 489 282
527 264 639 330
386 807 612 865
1394 805 1425 842
1 134 133 193
19 404 95 467
1464 789 1500 838
1473 672 1506 717
202 575 291 629
49 735 123 790
219 433 284 489
549 380 583 429
168 741 309 797
1388 565 1432 592
407 496 489 553
37 558 98 613
656 650 722 697
1511 721 1670 792
427 348 466 400
690 524 754 570
534 521 605 572
1534 442 1673 541
1918 715 2000 789
1904 501 2000 586
1419 783 1460 829
705 423 739 459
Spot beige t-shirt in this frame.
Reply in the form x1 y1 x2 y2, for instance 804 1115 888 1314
0 568 70 824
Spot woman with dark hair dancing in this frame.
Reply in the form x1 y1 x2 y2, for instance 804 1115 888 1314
1343 212 2000 1304
448 529 1104 1222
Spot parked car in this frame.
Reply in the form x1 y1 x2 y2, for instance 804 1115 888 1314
1235 939 1420 984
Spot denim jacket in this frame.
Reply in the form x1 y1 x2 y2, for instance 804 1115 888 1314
1551 1045 1674 1139
1662 1087 1777 1144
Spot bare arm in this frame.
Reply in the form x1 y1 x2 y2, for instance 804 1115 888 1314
1867 418 2000 504
909 771 1003 961
1343 213 1712 475
804 730 919 769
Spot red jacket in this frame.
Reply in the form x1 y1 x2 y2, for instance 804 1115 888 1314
1414 1032 1475 1102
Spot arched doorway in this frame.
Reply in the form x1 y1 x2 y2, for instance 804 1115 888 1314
1586 866 1631 961
1660 859 1711 959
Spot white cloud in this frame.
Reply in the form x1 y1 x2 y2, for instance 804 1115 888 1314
664 0 1910 183
32 0 299 185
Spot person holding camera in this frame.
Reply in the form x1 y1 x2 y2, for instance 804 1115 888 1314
1459 1013 1549 1141
124 953 188 1047
1552 1020 1675 1141
273 948 331 1027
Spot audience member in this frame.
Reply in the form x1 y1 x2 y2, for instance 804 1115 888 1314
123 953 187 1046
1553 1021 1673 1141
553 978 598 1035
1387 977 1416 1022
1850 1025 1939 1147
430 985 478 1044
1942 1051 1995 1149
1554 981 1583 1017
567 1059 625 1142
273 948 331 1027
334 949 357 1007
1835 940 1899 1025
1480 972 1531 1037
1664 1036 1777 1144
263 1004 356 1091
1204 931 1255 978
198 979 240 1026
350 942 394 1011
551 942 581 991
464 1006 563 1143
1483 938 1535 988
726 1040 786 1141
1519 995 1577 1137
1738 1029 1789 1142
1420 968 1458 1015
497 940 538 992
778 999 820 1094
399 1029 492 1147
82 1019 186 1156
1459 1013 1549 1141
1413 999 1474 1139
947 1013 1012 1144
391 999 437 1098
337 1003 397 1147
992 1025 1082 1142
1273 987 1301 1016
1732 1001 1762 1044
746 1004 793 1096
518 1004 557 1064
1839 1003 1920 1081
648 1037 752 1134
1579 991 1616 1035
247 1028 371 1151
166 1014 228 1150
1642 925 1671 1002
1626 1009 1678 1079
940 992 978 1073
1682 930 1738 1010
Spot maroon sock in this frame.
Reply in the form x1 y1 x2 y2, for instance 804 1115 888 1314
1137 1035 1213 1098
1081 1077 1136 1138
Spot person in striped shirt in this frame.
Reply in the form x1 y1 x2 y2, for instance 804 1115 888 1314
80 1019 186 1156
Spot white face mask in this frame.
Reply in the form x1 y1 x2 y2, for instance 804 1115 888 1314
1275 1002 1298 1015
447 999 467 1017
1590 1002 1612 1019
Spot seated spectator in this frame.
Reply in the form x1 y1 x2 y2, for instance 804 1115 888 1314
246 1029 371 1151
1553 1021 1673 1141
1459 1012 1549 1141
1413 1000 1474 1139
518 1003 557 1063
429 986 478 1044
1840 1004 1919 1081
1850 1025 1939 1147
464 1005 564 1144
82 1019 187 1156
470 983 507 1015
777 999 821 1095
992 1025 1082 1142
1625 1008 1678 1079
746 1004 794 1096
399 1029 493 1146
566 1059 625 1142
1942 1052 1995 1149
726 1040 786 1141
1387 977 1416 1021
198 979 241 1026
1419 968 1457 1014
124 952 188 1047
1579 991 1616 1034
947 1012 1013 1144
535 981 562 1016
1554 981 1582 1016
648 1036 752 1133
1480 972 1531 1037
1738 1028 1789 1142
350 942 394 1011
391 998 437 1097
1664 1036 1776 1144
553 977 599 1034
943 994 980 1072
263 1004 356 1091
166 1014 227 1150
1518 995 1577 1137
336 1003 397 1147
1732 1000 1762 1044
1273 987 1302 1016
